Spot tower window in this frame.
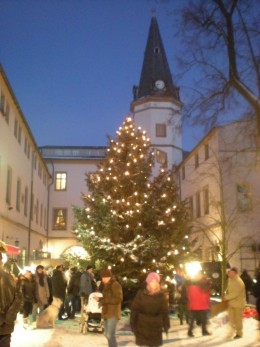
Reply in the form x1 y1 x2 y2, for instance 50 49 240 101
156 123 166 137
154 47 160 54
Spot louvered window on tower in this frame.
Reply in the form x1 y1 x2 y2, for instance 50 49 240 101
156 123 166 137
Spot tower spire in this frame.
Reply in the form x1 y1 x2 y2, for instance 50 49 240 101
134 16 179 101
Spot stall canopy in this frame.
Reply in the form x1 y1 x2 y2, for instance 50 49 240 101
5 244 20 255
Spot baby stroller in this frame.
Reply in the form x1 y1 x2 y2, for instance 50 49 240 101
81 292 104 333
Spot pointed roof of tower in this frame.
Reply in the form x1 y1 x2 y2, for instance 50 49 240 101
133 15 179 101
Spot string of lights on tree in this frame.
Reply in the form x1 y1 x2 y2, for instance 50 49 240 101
73 116 193 285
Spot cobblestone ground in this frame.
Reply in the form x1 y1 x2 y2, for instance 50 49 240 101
12 313 260 347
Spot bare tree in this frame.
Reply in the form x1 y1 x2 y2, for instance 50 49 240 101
174 0 260 133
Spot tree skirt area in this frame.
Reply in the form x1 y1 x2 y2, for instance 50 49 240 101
11 312 260 347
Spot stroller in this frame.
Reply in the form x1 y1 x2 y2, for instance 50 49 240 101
81 292 104 333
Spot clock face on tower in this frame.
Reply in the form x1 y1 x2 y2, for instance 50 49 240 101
155 80 165 90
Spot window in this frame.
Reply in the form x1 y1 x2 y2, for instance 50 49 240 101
237 183 251 212
6 167 12 205
24 137 27 154
36 199 39 224
156 149 167 165
187 196 194 216
0 92 5 114
203 186 209 215
40 203 43 227
195 153 199 168
53 208 67 230
44 207 47 230
16 178 21 211
181 166 185 180
155 123 166 137
27 143 30 159
55 172 67 191
14 119 18 138
195 191 201 218
43 173 46 186
24 187 28 216
5 104 9 124
31 194 34 220
204 144 209 160
38 164 42 178
18 125 22 144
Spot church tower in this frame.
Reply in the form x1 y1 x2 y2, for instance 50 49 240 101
131 15 183 170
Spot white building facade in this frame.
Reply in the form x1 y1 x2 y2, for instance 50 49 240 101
0 67 51 267
179 118 260 276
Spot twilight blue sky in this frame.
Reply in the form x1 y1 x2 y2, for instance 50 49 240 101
0 0 203 151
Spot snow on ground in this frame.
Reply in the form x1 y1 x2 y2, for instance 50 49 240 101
11 312 260 347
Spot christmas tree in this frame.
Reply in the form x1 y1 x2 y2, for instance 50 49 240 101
73 116 192 286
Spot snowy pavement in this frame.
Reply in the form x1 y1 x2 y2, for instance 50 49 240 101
11 312 260 347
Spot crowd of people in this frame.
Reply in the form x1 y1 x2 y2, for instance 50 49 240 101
1 251 260 347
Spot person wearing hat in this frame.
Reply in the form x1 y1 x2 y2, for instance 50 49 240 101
95 267 123 347
0 250 23 347
130 272 170 347
223 267 246 339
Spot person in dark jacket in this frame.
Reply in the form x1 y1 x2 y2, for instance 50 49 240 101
79 265 96 325
19 270 36 326
51 264 67 320
65 267 81 319
0 251 23 347
130 272 170 347
176 280 189 325
186 271 211 337
95 268 123 347
240 269 253 303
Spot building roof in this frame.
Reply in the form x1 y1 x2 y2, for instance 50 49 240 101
39 146 107 160
133 15 179 101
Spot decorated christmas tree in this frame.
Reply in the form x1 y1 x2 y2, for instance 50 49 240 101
73 116 192 286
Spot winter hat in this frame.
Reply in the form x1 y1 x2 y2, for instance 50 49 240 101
146 272 160 284
101 268 113 278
